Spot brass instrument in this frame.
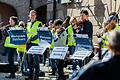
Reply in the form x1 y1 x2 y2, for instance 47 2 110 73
0 24 10 31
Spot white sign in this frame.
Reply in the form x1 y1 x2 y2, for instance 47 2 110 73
39 27 49 31
27 46 46 55
75 34 88 38
39 40 50 48
50 47 68 60
61 0 71 4
102 51 112 62
71 51 92 60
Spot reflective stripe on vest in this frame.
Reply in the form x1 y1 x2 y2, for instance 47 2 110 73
67 25 76 46
4 37 18 48
49 39 54 49
49 30 57 49
4 25 18 48
27 21 42 44
101 33 109 48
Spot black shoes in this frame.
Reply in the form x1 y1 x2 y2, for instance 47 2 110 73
39 71 45 77
5 74 16 78
49 72 56 76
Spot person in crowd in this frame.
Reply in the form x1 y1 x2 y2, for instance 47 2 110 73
66 17 77 71
71 10 93 71
17 21 28 75
41 20 54 66
53 19 69 80
67 17 77 55
77 10 93 38
96 12 120 48
49 20 58 76
26 10 43 80
2 16 18 78
49 19 68 80
48 20 53 30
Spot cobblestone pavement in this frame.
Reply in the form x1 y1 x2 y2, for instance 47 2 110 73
0 64 73 80
0 54 73 80
0 52 98 80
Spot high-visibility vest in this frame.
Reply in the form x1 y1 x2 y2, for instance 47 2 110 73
113 25 120 31
17 45 26 53
101 33 109 48
49 39 55 49
49 30 57 49
27 21 42 44
67 25 76 46
101 25 120 48
4 25 18 48
55 30 67 47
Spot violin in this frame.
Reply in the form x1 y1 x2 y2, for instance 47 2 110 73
57 16 70 36
105 19 116 32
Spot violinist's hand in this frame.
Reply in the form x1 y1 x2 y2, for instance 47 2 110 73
73 25 78 29
52 28 56 33
76 28 80 33
96 32 101 38
56 29 59 33
106 21 116 31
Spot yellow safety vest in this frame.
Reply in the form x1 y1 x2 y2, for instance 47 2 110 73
4 25 18 48
49 30 57 49
113 25 120 31
101 25 120 48
17 45 26 53
67 25 76 46
27 21 42 44
101 33 109 48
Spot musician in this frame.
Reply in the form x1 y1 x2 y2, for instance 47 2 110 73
76 10 93 39
26 10 43 80
97 12 120 48
66 17 77 55
50 19 68 79
2 16 18 78
48 20 53 30
17 21 28 75
71 10 93 71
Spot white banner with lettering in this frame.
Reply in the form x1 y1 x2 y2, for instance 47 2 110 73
50 47 68 60
27 46 47 55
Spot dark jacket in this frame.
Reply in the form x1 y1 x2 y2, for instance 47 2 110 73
2 25 11 38
77 20 93 39
76 56 120 80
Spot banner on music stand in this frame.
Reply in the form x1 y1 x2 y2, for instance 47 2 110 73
8 30 27 45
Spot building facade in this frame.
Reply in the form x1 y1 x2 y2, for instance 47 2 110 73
0 0 120 54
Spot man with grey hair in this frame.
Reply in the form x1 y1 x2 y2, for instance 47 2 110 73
69 30 120 80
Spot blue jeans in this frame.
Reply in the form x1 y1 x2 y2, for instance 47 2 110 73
50 59 57 68
18 52 27 73
68 46 75 55
27 43 40 77
68 46 78 70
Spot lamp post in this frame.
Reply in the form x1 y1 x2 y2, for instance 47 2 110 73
53 0 56 21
